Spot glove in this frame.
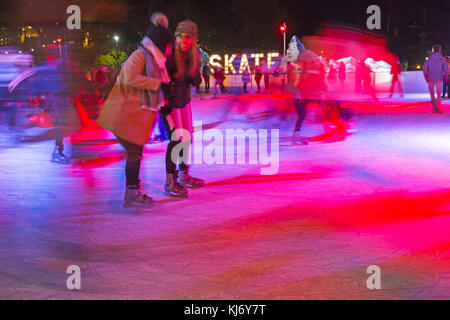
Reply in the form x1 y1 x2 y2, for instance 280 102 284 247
160 82 172 97
159 105 173 116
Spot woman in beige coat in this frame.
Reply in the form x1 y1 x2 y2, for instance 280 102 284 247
97 23 174 208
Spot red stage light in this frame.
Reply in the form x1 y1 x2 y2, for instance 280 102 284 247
279 25 286 33
56 38 62 44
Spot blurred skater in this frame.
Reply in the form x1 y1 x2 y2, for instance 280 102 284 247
338 61 346 90
442 56 450 98
423 45 448 113
242 69 250 93
202 62 211 93
254 64 262 93
213 66 226 98
389 57 404 98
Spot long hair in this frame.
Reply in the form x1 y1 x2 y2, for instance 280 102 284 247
174 41 201 79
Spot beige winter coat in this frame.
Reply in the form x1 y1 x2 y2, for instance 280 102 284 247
97 42 165 146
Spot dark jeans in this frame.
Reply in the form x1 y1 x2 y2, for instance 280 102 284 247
116 136 144 188
159 112 188 174
44 95 68 150
294 99 307 133
255 74 262 92
4 106 16 128
443 79 449 98
203 76 210 91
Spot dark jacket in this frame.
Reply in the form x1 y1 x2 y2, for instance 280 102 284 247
202 65 211 78
163 53 202 108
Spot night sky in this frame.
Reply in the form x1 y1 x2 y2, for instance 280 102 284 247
0 0 449 65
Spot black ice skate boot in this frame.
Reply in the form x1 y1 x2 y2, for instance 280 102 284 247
292 131 308 145
51 145 70 164
179 167 205 188
124 186 155 208
164 172 188 198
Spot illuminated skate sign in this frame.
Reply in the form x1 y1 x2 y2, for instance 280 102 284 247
209 52 281 74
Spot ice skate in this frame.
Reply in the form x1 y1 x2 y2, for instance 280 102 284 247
164 172 188 198
292 132 308 145
51 145 70 164
179 168 205 188
124 187 154 208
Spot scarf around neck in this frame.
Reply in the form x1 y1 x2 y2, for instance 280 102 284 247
140 36 170 83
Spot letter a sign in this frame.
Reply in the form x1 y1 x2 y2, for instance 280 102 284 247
366 5 381 30
66 5 81 30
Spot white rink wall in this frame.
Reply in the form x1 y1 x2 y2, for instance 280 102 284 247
213 71 429 93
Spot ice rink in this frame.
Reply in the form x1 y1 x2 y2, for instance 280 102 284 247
1 92 450 299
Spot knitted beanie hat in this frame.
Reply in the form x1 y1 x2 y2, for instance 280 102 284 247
175 20 198 39
145 24 174 53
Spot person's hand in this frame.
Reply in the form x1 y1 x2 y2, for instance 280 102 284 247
160 82 172 96
160 68 171 84
160 77 171 84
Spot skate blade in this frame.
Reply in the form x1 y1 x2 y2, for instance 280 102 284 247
182 183 204 189
123 203 155 210
164 191 188 199
51 158 71 164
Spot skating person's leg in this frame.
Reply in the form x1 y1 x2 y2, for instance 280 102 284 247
51 127 70 163
397 79 404 97
442 79 447 98
160 109 188 197
47 95 70 164
116 136 154 207
117 137 143 188
205 77 210 92
389 79 395 97
213 80 219 98
220 82 227 93
5 106 16 129
292 99 308 145
178 104 204 187
428 82 438 112
255 75 261 93
436 81 443 112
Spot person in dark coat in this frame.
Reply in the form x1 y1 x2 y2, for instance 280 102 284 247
389 58 404 98
261 60 270 92
241 69 250 93
202 62 211 92
254 64 262 93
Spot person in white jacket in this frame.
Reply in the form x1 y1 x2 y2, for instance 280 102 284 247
423 45 449 113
